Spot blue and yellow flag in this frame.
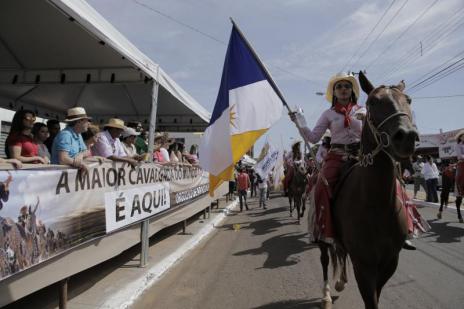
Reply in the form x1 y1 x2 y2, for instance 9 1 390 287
199 24 283 196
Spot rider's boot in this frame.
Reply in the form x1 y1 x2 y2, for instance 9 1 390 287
403 239 416 250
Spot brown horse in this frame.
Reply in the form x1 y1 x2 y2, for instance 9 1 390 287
320 72 418 309
288 160 307 223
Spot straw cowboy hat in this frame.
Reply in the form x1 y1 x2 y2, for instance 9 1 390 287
455 130 464 141
103 118 125 130
325 72 360 103
64 107 91 122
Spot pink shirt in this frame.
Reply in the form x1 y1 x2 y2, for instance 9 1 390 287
301 106 365 145
237 172 250 191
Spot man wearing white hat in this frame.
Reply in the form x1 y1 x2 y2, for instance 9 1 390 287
92 118 142 167
51 107 91 171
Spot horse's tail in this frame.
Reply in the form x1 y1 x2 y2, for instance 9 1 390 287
329 242 347 279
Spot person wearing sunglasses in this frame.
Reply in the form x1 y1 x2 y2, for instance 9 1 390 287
289 73 364 245
290 73 422 250
5 110 48 164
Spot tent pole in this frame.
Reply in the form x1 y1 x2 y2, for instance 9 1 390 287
140 77 159 268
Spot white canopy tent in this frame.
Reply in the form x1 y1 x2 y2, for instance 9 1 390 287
0 0 210 132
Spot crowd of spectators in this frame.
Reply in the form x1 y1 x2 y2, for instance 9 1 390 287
1 107 200 170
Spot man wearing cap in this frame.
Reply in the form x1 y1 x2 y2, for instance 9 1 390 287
51 107 91 170
92 118 142 167
121 127 144 158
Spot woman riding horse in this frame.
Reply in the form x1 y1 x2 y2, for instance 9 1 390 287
290 72 420 249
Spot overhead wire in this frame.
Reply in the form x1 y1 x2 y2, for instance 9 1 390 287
350 0 410 70
378 6 464 82
365 0 439 72
339 0 397 73
132 0 321 86
409 60 464 93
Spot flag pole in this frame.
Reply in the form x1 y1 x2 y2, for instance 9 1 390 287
229 18 318 169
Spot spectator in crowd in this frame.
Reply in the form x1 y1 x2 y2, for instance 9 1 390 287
32 122 51 161
257 174 268 209
121 127 143 158
422 155 439 203
0 158 22 169
184 144 199 165
81 124 100 155
168 142 180 163
412 156 426 199
44 119 61 153
153 134 166 163
175 142 190 165
437 161 456 220
51 107 91 170
127 121 148 155
237 167 250 211
92 118 142 167
6 110 48 164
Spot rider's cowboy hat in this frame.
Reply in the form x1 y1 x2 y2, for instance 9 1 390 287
64 107 92 122
325 72 360 103
103 118 125 130
455 130 464 141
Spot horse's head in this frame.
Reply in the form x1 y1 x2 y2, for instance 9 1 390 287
293 160 307 176
359 72 418 160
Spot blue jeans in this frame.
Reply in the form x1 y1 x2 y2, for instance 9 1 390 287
238 190 248 210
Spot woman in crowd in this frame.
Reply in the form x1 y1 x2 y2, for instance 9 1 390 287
81 124 100 157
168 142 180 163
32 122 51 161
121 127 140 157
6 110 48 164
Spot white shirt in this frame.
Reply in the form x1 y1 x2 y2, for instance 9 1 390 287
422 162 439 180
301 106 365 145
160 148 170 162
456 143 464 160
316 145 328 164
92 130 127 158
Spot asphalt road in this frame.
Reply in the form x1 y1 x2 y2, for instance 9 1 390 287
133 195 464 309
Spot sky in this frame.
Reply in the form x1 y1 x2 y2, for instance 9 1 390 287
87 0 464 153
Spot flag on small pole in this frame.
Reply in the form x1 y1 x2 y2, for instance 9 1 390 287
199 20 285 196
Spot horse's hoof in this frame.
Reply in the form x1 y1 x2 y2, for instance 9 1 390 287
437 211 442 219
321 298 332 309
334 280 346 292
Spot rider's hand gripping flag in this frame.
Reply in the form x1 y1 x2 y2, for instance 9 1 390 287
199 21 284 196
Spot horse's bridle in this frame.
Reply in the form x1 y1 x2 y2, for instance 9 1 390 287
359 99 411 167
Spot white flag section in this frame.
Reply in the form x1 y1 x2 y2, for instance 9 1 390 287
105 183 170 233
255 149 280 180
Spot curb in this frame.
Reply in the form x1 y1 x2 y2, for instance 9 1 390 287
99 200 238 309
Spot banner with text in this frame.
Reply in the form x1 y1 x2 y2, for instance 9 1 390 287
0 163 208 281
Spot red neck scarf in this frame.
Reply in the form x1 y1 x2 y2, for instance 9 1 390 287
334 101 356 127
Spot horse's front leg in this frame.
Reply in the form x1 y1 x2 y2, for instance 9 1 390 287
319 243 332 309
335 254 348 292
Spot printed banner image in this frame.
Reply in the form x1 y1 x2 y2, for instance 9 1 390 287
0 163 208 281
